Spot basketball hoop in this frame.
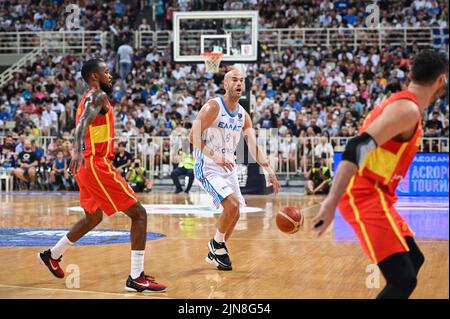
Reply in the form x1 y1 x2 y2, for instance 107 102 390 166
201 52 224 73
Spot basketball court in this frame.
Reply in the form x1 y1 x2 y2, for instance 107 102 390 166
0 191 447 299
0 6 448 301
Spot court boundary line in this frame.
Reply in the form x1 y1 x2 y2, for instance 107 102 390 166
0 284 173 299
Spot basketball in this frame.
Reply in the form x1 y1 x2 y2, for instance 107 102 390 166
276 207 303 234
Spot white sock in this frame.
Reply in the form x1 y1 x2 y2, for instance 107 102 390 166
214 230 225 243
50 235 74 259
130 250 145 279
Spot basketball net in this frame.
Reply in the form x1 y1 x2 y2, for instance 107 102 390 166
201 52 224 73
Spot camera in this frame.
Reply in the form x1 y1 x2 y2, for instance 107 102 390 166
134 162 139 168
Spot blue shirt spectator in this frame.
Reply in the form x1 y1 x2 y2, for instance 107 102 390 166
282 94 302 112
115 1 126 16
43 18 56 30
343 13 357 26
335 0 349 11
0 107 11 121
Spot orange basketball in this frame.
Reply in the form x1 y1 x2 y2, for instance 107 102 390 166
276 207 303 234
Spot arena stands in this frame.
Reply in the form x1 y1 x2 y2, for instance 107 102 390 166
0 0 448 191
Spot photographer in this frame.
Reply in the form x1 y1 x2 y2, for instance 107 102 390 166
305 157 332 195
170 149 194 194
126 159 152 193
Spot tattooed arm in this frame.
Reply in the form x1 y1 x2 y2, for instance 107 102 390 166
69 91 109 175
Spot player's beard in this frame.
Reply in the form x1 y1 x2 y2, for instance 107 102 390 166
230 88 242 101
431 80 448 103
100 82 113 95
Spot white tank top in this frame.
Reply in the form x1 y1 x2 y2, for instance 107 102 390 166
194 96 245 168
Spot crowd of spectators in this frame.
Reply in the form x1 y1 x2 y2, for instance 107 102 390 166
0 0 449 191
1 1 448 33
0 0 137 34
148 0 449 31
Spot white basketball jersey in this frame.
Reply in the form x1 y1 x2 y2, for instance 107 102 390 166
194 96 245 168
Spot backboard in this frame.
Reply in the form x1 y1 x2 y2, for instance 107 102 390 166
172 11 259 63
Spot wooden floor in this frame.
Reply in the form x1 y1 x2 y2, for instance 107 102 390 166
0 191 448 299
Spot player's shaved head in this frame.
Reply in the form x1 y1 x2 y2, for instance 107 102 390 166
224 67 243 79
223 67 245 101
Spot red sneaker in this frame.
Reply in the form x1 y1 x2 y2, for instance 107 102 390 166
125 271 166 293
37 249 65 278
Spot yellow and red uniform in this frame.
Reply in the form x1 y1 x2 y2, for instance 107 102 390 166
338 90 422 263
74 89 138 215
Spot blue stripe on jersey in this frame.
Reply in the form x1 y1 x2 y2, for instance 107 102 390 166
194 151 223 207
220 96 238 118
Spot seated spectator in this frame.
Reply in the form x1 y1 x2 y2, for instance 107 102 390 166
12 139 38 189
42 103 58 136
258 110 275 129
0 145 16 175
425 111 444 137
305 158 332 195
113 142 133 177
278 133 297 172
49 149 69 191
314 136 334 168
0 105 12 123
126 159 152 193
443 118 449 138
170 148 194 194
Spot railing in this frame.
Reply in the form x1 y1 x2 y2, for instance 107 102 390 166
258 27 439 51
0 31 107 55
0 27 446 56
136 30 171 51
0 46 44 88
136 27 447 53
1 135 447 180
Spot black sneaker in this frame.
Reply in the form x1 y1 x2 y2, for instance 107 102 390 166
205 239 232 271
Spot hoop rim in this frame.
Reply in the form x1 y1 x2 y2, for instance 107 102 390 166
201 52 225 60
200 52 225 56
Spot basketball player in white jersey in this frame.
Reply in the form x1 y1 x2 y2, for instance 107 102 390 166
189 68 280 271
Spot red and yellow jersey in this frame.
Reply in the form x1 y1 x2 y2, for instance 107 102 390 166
75 89 115 160
357 89 422 195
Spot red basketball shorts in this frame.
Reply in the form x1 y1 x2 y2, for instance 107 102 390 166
338 176 414 264
75 156 138 216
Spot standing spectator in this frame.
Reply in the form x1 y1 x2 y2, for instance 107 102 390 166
154 0 166 30
117 40 134 79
